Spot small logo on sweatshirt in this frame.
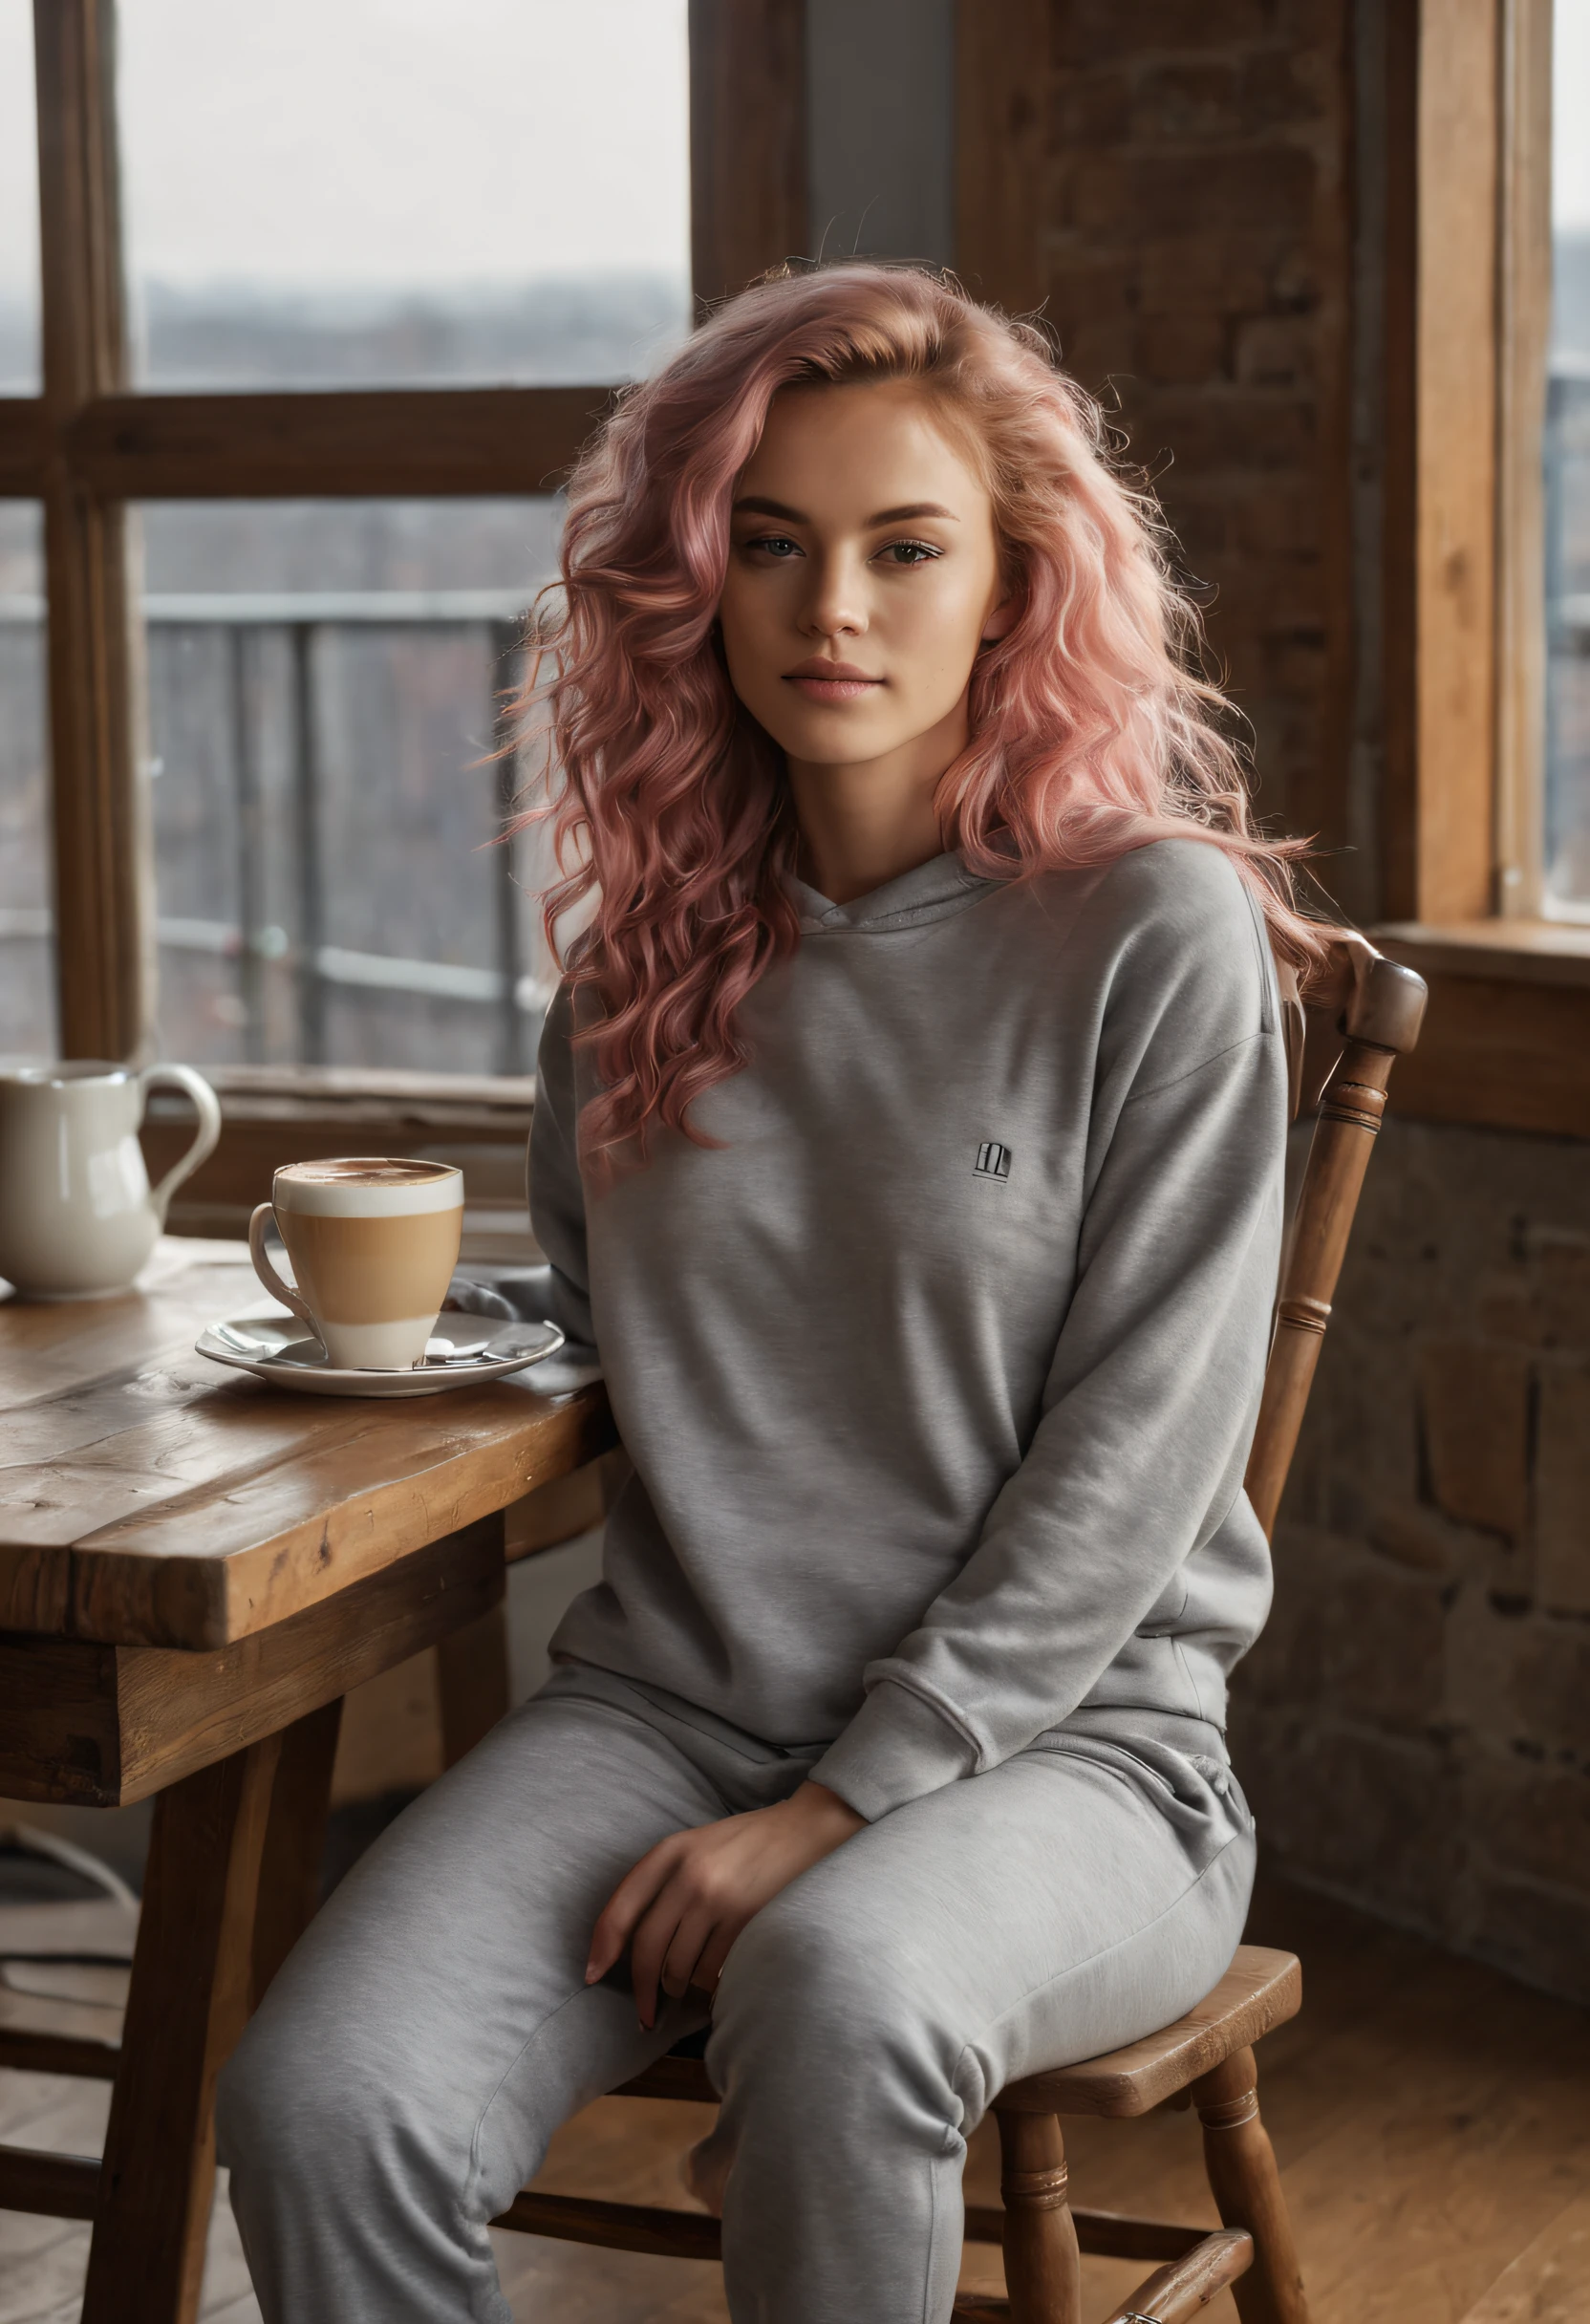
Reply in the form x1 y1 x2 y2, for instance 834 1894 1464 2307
974 1140 1012 1181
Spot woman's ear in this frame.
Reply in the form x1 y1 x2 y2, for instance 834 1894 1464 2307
979 595 1018 646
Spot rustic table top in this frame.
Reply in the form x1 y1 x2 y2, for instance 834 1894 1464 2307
0 1237 610 1653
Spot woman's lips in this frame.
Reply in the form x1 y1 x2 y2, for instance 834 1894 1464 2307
783 664 885 703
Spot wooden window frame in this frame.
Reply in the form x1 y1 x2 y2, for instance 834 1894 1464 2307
0 0 803 1173
25 1 1581 1150
1374 0 1590 1137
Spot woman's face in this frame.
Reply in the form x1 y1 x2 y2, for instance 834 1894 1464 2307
717 380 1010 772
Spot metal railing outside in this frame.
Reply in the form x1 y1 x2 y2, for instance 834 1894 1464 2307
0 591 549 1073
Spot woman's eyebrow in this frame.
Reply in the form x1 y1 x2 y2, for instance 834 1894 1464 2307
731 496 959 525
869 502 958 525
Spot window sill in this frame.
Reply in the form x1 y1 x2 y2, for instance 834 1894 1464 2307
1371 921 1590 1139
142 1065 537 1243
1376 919 1590 987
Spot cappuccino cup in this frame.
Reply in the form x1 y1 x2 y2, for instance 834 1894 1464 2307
248 1158 463 1370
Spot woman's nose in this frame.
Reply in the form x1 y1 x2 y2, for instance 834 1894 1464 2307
799 554 867 640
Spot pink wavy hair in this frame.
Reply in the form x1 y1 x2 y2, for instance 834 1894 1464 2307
516 263 1321 1169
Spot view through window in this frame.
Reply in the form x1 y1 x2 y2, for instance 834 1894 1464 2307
141 498 561 1075
0 5 50 1059
1 0 690 1075
123 0 690 1072
1549 0 1590 912
0 0 38 396
118 0 692 391
0 504 50 1060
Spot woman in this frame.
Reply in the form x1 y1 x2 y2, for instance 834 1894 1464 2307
219 264 1315 2324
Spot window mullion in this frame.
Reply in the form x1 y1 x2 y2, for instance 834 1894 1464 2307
34 0 152 1062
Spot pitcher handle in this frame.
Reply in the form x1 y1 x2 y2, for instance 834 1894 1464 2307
247 1202 318 1336
139 1064 223 1224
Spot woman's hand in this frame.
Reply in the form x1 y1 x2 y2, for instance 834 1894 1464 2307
586 1781 866 2030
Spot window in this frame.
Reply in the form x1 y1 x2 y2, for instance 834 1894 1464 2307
0 503 51 1056
111 0 687 1078
0 0 39 394
1546 0 1590 913
0 0 801 1129
117 0 691 391
142 496 559 1073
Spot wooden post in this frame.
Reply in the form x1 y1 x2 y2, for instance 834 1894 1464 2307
82 1733 284 2324
33 0 152 1063
1244 947 1427 1539
1192 2049 1310 2324
996 2107 1082 2324
954 0 1049 315
436 1600 513 1768
249 1696 344 2008
688 0 806 305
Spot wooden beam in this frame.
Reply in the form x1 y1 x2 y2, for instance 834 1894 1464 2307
1493 0 1553 916
1416 0 1499 924
248 1697 343 2008
1374 931 1590 1137
689 0 806 306
34 0 151 1062
0 398 49 494
436 1600 512 1767
0 2025 121 2080
954 0 1049 315
65 384 613 500
139 1063 536 1237
494 2187 725 2260
0 2142 101 2219
0 1518 507 1805
1385 0 1502 924
1381 0 1419 919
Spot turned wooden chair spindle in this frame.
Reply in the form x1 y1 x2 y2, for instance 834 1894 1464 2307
489 928 1429 2324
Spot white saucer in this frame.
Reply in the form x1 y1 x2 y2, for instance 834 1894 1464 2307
196 1312 566 1398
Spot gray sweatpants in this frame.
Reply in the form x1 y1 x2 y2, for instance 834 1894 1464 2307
217 1664 1256 2324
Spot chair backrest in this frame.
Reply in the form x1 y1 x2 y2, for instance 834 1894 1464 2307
1244 934 1428 1539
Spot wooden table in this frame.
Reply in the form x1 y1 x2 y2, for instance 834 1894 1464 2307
0 1237 613 2323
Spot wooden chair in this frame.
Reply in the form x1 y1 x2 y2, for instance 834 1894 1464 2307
489 930 1429 2324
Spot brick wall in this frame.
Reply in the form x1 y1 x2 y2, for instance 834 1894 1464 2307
1231 1122 1590 2004
1040 0 1353 867
1025 3 1589 2001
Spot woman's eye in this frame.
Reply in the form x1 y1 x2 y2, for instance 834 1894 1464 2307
878 540 939 566
747 534 801 558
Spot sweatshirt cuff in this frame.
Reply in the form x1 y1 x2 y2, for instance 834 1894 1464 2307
807 1681 977 1820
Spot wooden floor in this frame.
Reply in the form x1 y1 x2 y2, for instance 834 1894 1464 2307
3 1870 1588 2322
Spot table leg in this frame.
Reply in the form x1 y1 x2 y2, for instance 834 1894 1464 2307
436 1599 512 1768
80 1732 283 2324
250 1696 344 2008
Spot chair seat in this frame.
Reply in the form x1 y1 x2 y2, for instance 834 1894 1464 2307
998 1945 1301 2119
612 1944 1301 2118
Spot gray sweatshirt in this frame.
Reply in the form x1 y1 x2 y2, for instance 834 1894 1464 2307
527 837 1287 1822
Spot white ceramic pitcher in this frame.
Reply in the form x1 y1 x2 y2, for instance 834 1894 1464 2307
0 1061 222 1298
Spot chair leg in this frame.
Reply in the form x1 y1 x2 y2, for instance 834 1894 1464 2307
995 2108 1082 2324
1191 2045 1309 2324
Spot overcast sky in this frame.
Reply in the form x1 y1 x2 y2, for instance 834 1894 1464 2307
0 0 690 297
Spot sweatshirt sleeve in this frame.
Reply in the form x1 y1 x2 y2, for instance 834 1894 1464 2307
521 979 599 1360
808 862 1287 1820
